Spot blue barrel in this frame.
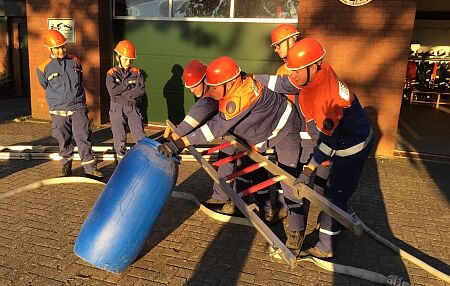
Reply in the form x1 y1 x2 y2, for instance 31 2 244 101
73 138 179 273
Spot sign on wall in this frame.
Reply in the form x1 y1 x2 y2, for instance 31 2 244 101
339 0 373 6
48 18 75 44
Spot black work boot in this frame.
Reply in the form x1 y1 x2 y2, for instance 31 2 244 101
260 209 281 226
61 161 72 176
285 230 305 256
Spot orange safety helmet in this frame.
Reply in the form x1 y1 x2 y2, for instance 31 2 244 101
286 38 326 70
44 30 67 48
114 40 137 59
271 24 300 46
183 60 207 88
205 56 241 86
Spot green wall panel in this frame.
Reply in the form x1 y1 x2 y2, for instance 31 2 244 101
112 20 283 123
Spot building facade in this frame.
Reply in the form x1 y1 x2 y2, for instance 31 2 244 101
7 0 420 156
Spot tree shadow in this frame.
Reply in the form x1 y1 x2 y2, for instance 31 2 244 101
163 64 185 125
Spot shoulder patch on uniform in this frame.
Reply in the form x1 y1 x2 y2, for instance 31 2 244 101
37 58 52 73
337 79 350 101
130 67 140 74
107 67 118 76
66 53 81 64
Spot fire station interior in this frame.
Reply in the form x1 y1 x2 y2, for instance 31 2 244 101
396 1 450 157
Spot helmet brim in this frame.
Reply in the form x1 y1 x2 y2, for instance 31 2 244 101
271 32 300 47
204 69 241 86
286 49 326 70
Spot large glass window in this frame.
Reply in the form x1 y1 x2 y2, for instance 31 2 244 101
114 0 298 22
234 0 298 19
174 0 230 18
115 0 170 17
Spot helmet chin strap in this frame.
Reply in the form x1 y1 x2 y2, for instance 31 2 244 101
117 55 124 69
300 63 321 87
301 66 311 87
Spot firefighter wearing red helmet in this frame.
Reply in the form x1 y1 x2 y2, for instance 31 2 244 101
36 30 103 178
165 59 278 222
159 56 306 254
270 25 323 237
106 39 146 163
183 60 208 99
166 60 215 141
256 38 373 258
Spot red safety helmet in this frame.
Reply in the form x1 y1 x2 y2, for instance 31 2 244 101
114 40 137 59
44 30 67 48
183 60 207 88
205 56 241 86
286 38 326 70
271 24 300 46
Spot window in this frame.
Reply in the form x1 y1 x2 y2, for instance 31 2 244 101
234 0 298 19
114 0 298 22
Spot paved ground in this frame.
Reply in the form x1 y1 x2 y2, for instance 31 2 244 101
0 120 449 286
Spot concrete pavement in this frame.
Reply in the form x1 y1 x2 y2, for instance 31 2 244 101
0 120 449 286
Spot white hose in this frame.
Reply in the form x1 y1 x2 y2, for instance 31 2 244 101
0 176 105 199
4 178 448 285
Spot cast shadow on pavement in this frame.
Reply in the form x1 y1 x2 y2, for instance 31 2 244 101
134 167 258 285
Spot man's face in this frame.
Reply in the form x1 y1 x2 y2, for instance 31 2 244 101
206 84 225 101
273 38 290 61
290 65 318 87
117 56 133 69
189 82 206 98
50 45 66 59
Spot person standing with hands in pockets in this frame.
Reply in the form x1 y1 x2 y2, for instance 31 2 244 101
106 40 146 163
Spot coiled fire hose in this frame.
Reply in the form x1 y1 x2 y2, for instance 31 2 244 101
2 178 449 285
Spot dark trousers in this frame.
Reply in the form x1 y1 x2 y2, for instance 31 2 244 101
316 139 374 252
274 129 305 231
109 101 145 159
51 108 96 172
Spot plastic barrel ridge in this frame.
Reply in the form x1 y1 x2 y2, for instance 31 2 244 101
73 138 179 273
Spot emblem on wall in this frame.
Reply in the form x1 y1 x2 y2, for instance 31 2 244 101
339 0 373 6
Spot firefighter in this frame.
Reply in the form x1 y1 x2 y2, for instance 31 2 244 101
36 30 103 178
256 38 374 258
166 60 277 223
159 56 306 254
271 24 325 218
106 40 146 163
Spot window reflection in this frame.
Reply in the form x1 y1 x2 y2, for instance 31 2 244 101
115 0 297 19
174 0 230 18
235 0 298 19
115 0 170 17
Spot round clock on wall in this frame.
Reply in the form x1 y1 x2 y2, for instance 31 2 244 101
339 0 373 6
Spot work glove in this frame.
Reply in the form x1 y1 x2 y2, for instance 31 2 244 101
294 165 315 186
157 141 179 157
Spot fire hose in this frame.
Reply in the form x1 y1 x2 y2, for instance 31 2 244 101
1 177 449 285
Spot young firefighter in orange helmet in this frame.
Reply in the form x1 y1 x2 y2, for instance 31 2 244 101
36 30 103 178
166 60 278 223
106 40 146 163
270 24 325 220
255 38 373 258
159 56 306 254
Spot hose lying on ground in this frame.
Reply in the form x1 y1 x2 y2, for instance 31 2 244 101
3 178 449 285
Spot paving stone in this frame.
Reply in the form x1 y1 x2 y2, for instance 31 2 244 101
0 122 448 285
